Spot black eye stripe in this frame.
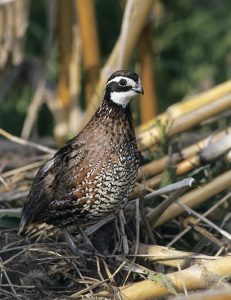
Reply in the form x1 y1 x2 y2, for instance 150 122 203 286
119 79 127 86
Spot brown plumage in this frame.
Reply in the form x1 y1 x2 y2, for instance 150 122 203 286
19 70 144 235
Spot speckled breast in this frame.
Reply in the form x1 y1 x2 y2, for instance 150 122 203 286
85 143 139 221
48 141 139 227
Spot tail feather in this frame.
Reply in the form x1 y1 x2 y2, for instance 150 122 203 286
18 206 32 236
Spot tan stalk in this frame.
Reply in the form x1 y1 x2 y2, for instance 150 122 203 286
0 2 13 69
56 0 72 143
139 128 231 179
75 0 100 103
148 169 231 227
169 94 231 136
117 256 231 300
138 79 231 132
12 0 28 65
56 0 81 142
137 243 215 268
133 131 231 196
77 0 154 132
172 289 231 300
68 24 82 136
137 93 231 150
138 22 158 122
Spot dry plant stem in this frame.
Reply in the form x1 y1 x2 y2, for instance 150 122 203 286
21 78 46 140
139 128 231 179
56 0 75 142
0 128 55 154
151 169 231 227
68 25 82 134
138 79 231 133
226 150 231 162
21 0 55 140
174 289 231 300
117 0 133 68
135 133 231 195
166 131 231 176
143 178 194 201
0 0 28 70
77 0 154 132
1 160 45 179
190 223 224 248
148 187 190 228
70 260 127 298
48 2 81 140
0 208 21 214
0 264 19 299
117 256 231 300
182 127 231 158
168 192 231 247
139 156 168 179
138 93 231 150
168 82 231 119
176 202 231 241
200 133 231 161
75 0 100 102
169 93 231 135
0 191 28 202
138 22 158 122
136 164 197 196
0 1 15 5
132 173 162 196
137 243 215 268
12 0 28 65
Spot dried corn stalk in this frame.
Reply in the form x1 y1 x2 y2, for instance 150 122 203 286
0 0 28 70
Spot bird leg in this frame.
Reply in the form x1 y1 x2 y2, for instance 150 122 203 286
118 210 129 254
78 226 101 256
61 227 85 262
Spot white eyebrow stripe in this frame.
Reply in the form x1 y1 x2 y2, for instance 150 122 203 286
107 76 136 87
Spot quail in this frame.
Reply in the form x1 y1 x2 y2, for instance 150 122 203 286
19 70 144 253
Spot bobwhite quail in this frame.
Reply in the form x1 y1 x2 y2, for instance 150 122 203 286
19 70 144 253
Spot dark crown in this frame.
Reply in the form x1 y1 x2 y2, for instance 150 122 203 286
107 70 139 83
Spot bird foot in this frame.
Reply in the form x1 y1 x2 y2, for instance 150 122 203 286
78 227 103 257
61 228 86 264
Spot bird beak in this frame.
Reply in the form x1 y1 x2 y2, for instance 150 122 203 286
133 80 144 95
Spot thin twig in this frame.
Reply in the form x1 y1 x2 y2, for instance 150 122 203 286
167 192 231 246
176 201 231 241
0 128 55 154
0 260 20 299
143 177 195 201
1 160 46 178
148 185 192 228
0 191 28 202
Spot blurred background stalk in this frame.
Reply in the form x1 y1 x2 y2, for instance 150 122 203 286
138 22 158 122
75 0 100 104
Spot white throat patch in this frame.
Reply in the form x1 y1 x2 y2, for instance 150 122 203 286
110 90 137 107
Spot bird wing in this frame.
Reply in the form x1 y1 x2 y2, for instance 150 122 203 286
19 135 88 233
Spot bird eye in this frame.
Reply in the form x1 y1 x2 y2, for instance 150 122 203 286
119 79 127 86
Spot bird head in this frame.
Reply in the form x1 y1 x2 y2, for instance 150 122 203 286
104 70 144 108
